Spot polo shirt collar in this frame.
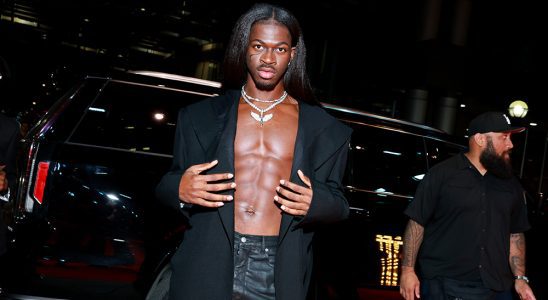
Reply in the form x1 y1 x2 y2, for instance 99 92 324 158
457 152 474 170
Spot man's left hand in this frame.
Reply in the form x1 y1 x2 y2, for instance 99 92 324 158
515 280 536 300
274 170 313 216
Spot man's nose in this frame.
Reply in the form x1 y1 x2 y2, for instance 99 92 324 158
260 50 276 65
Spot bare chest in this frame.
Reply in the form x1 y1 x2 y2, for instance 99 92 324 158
234 102 299 160
233 101 299 234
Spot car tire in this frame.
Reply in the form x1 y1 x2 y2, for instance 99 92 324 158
145 263 171 300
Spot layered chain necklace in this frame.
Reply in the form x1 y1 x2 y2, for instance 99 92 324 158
241 86 288 126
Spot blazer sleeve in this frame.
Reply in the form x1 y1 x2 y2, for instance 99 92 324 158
155 108 191 216
298 136 351 227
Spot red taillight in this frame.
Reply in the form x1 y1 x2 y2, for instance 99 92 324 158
33 161 50 204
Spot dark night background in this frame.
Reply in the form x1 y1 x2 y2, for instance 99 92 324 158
1 0 547 196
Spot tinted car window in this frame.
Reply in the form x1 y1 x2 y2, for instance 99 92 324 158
69 81 206 155
345 122 427 197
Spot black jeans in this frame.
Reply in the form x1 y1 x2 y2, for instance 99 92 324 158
232 232 278 300
421 277 514 300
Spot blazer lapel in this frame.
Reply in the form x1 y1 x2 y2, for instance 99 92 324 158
189 90 240 247
189 91 237 161
278 101 307 245
212 93 239 247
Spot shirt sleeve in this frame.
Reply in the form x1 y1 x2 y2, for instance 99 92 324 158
509 185 531 233
404 169 440 226
297 137 351 226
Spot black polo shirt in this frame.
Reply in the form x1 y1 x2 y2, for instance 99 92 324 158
405 153 530 291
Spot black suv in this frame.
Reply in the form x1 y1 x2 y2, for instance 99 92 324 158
1 72 467 299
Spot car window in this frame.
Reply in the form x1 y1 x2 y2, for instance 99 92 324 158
344 122 427 197
69 81 207 155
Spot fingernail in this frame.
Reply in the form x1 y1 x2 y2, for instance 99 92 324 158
298 170 302 175
274 195 279 201
280 205 286 210
280 180 285 185
218 202 224 207
230 183 236 188
227 173 234 179
276 186 280 192
227 195 233 201
212 160 218 164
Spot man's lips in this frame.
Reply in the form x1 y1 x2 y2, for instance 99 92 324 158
257 67 276 79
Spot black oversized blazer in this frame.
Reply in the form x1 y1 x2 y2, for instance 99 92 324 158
156 89 352 300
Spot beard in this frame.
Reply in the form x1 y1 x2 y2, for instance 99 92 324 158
479 139 514 179
255 80 277 91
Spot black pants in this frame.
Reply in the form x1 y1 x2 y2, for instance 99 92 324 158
232 232 278 300
421 277 514 300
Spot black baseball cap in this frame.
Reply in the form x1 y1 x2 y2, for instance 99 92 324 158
467 111 525 136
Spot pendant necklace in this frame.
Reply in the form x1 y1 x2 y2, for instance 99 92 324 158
241 87 288 126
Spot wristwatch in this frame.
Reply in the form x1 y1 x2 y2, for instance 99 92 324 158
514 275 529 283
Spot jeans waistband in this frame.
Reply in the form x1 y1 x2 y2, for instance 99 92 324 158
234 231 278 248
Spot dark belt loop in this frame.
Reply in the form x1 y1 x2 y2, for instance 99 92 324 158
234 232 241 255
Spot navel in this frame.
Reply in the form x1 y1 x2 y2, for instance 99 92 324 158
245 205 256 215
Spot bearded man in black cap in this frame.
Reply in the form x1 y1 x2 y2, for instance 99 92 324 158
400 112 536 300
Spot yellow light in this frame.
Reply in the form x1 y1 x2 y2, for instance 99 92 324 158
508 100 528 118
375 234 403 286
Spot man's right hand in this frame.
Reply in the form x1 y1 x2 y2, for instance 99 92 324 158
0 165 7 192
400 266 420 300
178 160 236 208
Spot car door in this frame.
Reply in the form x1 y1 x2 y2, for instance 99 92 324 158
10 80 211 299
314 122 428 298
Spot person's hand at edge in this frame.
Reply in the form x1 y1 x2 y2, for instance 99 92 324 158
515 279 536 300
400 266 420 299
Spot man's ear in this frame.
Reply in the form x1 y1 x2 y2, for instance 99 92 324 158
473 133 484 147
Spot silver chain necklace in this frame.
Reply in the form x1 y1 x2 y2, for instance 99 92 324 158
241 88 288 126
241 85 283 103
